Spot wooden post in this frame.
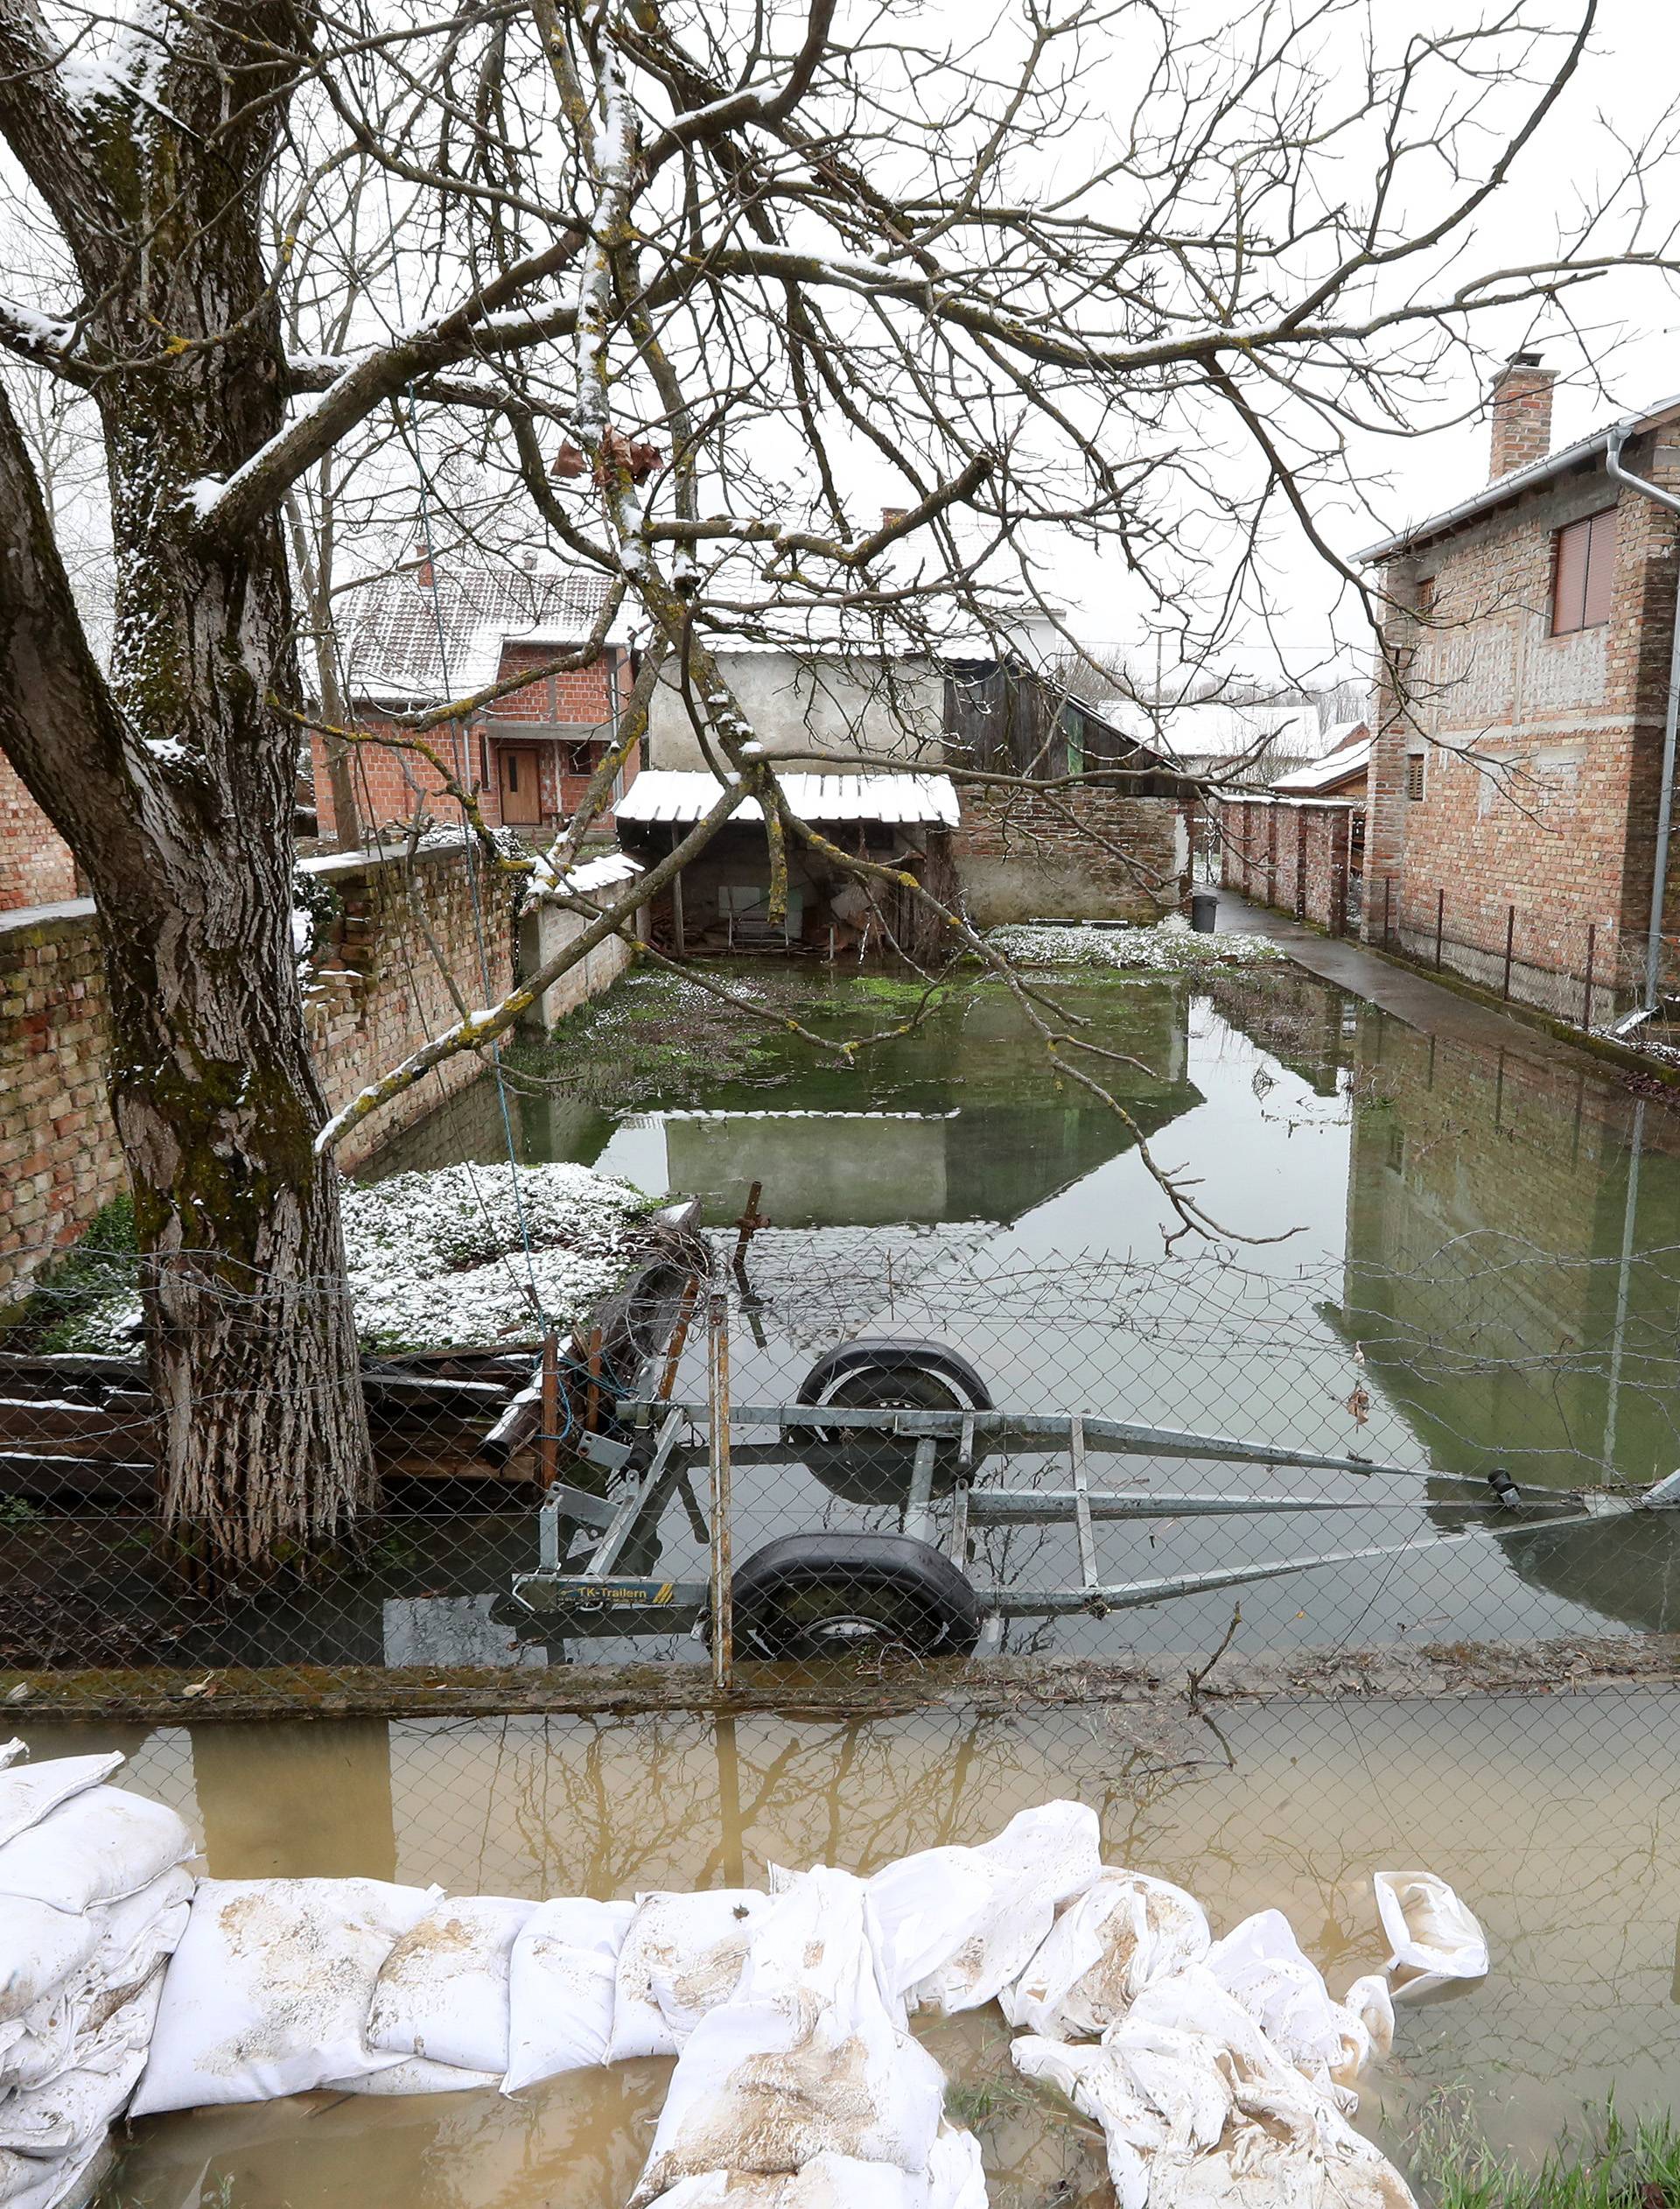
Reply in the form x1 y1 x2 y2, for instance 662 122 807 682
1502 904 1515 999
656 1274 701 1403
670 825 686 957
1583 924 1596 1029
706 1289 733 1693
537 1331 558 1493
1434 887 1445 970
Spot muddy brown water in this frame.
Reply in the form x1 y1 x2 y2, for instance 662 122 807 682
18 1687 1676 2206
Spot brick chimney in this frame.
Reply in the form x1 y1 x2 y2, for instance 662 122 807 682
1488 352 1557 480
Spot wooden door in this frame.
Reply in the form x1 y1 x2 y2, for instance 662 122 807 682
498 745 541 824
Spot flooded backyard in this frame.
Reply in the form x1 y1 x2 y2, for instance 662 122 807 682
364 951 1680 1664
22 1684 1676 2206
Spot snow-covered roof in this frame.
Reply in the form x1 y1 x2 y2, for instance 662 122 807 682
1271 734 1373 796
529 850 644 899
1145 703 1326 766
690 602 1056 663
616 769 960 827
340 563 619 705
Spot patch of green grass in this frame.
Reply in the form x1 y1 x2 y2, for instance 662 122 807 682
8 1195 139 1351
1413 2100 1680 2209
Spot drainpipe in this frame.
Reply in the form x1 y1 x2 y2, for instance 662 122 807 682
1605 423 1680 1029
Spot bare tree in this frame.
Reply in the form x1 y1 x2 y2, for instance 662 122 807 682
0 0 1665 1574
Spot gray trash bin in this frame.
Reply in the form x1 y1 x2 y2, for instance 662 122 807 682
1190 890 1217 934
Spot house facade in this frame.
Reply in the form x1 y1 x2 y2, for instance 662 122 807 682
1361 359 1680 1016
309 558 635 846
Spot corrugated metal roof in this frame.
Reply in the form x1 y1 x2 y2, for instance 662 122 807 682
615 769 960 827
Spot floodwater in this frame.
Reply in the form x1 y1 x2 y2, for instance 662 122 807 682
374 961 1680 1663
31 1686 1678 2206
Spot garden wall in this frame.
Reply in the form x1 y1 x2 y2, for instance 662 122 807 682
950 788 1189 924
1217 796 1354 935
0 846 571 1297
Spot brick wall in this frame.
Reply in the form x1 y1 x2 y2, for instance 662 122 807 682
1365 426 1680 1014
950 788 1188 924
0 754 79 913
0 847 578 1295
1217 796 1354 935
312 645 633 843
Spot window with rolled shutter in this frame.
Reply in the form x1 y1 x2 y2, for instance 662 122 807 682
1551 508 1617 635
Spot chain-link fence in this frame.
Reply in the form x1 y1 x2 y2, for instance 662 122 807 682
8 1227 1680 2198
5 1225 1680 1698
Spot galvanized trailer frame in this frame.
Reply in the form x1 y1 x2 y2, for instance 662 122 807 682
509 1387 1680 1643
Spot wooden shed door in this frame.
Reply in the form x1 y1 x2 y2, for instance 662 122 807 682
498 745 541 824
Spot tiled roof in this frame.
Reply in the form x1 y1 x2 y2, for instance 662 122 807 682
616 769 960 826
340 564 618 705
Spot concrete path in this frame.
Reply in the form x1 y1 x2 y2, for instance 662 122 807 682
1213 887 1620 1083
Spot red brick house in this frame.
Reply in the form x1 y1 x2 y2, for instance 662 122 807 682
312 557 635 845
1361 359 1680 1020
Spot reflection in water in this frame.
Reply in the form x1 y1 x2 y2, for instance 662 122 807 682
47 1689 1680 2206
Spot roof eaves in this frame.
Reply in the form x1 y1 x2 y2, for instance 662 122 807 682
1354 393 1680 565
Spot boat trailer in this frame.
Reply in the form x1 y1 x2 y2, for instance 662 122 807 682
509 1337 1680 1659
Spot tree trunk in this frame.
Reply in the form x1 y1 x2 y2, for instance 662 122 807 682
0 7 377 1577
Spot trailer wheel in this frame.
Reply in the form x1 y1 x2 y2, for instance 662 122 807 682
729 1532 982 1660
793 1341 992 1504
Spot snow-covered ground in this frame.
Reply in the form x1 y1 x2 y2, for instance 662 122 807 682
38 1162 656 1355
342 1161 654 1349
984 918 1284 972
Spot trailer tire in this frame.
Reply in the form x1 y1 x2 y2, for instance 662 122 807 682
729 1532 983 1659
792 1341 992 1504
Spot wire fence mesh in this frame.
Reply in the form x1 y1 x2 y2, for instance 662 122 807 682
5 1224 1680 1695
9 1221 1680 2194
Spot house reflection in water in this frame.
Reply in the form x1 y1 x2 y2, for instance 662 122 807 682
1335 1006 1680 1633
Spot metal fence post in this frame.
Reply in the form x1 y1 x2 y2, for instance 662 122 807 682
1583 924 1596 1030
1502 904 1515 1000
706 1289 734 1693
1434 888 1445 971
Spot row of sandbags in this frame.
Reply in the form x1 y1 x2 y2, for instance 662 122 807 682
3 1755 1489 2209
0 1745 196 2209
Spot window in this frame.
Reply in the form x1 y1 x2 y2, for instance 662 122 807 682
1551 508 1616 635
1406 754 1425 803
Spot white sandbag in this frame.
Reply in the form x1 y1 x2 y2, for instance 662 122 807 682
867 1801 1102 2016
130 1876 441 2114
927 2125 989 2209
4 1966 167 2094
503 1896 634 2092
0 2136 109 2209
88 1867 196 1977
0 1787 192 1914
632 1865 946 2207
1372 1872 1488 2000
1004 1869 1209 2039
365 1895 532 2075
1340 1974 1394 2071
0 1757 123 1853
1015 1965 1417 2209
324 2055 503 2095
640 2160 930 2208
0 2048 145 2157
608 1889 769 2062
0 1904 100 2028
1203 1911 1373 2100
